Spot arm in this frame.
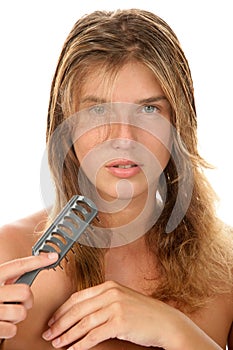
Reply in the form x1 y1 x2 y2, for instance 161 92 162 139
42 280 222 350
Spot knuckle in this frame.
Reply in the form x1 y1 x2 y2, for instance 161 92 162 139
111 300 124 314
19 284 31 301
8 324 18 338
15 257 33 270
86 313 96 328
70 292 79 304
86 329 99 343
60 330 70 344
69 303 80 319
16 305 27 322
1 322 17 339
78 317 88 331
78 315 90 330
105 280 118 289
105 285 122 301
3 304 27 323
50 313 72 334
111 288 121 299
50 319 63 334
9 258 24 272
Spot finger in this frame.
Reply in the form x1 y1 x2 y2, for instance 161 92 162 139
44 292 109 340
0 284 33 309
48 283 108 325
50 307 111 349
0 303 27 323
0 253 58 284
69 322 116 350
0 321 17 339
48 281 121 326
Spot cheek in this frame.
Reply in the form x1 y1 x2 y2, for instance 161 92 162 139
145 142 171 177
73 131 101 162
73 124 110 162
74 139 89 163
73 132 107 186
156 143 171 168
139 127 172 170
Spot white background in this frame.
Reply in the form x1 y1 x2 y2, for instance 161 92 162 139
0 0 232 226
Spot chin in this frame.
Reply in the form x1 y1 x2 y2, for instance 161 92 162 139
98 181 149 202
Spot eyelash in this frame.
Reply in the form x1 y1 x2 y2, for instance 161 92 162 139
89 105 106 115
141 105 159 114
87 104 161 117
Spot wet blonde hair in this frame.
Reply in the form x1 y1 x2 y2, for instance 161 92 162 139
46 9 233 311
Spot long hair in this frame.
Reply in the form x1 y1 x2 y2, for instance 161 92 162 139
46 9 233 311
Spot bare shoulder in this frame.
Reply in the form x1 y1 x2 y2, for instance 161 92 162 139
0 209 48 263
0 209 76 350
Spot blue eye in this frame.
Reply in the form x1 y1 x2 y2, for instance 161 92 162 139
142 105 158 114
89 105 106 115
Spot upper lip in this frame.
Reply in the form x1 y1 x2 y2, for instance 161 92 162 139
105 159 141 167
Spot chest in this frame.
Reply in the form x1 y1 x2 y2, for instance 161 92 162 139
104 248 232 348
2 250 232 350
104 242 159 295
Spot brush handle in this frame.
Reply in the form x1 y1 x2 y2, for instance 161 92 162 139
3 269 42 304
15 268 42 286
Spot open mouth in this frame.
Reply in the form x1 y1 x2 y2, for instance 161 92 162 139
112 164 138 168
105 159 141 178
106 159 140 168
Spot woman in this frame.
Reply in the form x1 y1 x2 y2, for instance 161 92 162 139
0 9 232 350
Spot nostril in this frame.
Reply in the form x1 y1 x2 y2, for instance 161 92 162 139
110 137 135 150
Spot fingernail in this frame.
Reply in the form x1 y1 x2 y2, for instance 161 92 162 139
48 317 55 326
52 337 61 347
42 329 52 340
48 252 59 260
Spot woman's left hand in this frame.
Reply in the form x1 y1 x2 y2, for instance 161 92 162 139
41 280 219 350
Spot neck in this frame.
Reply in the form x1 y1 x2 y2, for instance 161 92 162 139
94 188 162 248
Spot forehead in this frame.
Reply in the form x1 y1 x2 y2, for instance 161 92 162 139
80 61 164 103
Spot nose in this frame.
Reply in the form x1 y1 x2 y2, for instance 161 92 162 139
110 122 136 150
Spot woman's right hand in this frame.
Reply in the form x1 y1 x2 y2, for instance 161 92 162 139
0 252 58 340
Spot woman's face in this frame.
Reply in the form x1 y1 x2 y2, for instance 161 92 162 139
72 62 172 203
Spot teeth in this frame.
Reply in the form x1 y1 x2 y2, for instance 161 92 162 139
114 164 137 168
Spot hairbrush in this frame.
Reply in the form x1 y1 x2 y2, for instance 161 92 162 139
15 195 98 286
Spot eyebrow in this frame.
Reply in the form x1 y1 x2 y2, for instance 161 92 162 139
80 95 168 105
80 96 107 104
135 96 168 104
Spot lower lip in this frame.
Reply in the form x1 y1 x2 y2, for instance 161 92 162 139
106 165 141 178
